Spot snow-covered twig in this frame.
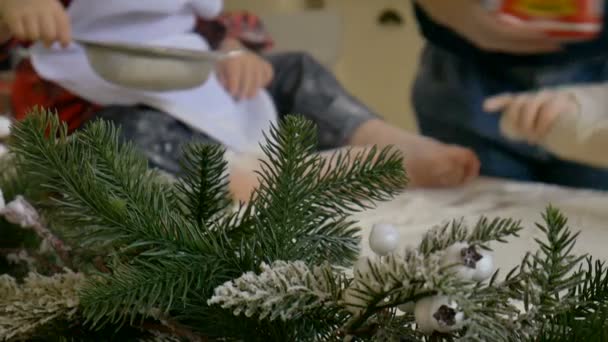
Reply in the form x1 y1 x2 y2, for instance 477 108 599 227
0 192 72 268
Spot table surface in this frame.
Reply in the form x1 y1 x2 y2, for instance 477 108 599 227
355 177 608 272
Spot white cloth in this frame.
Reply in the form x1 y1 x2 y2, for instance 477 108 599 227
29 0 278 153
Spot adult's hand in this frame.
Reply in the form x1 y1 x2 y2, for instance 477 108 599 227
415 0 581 54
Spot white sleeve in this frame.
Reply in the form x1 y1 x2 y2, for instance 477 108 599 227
189 0 223 19
565 83 608 120
539 83 608 168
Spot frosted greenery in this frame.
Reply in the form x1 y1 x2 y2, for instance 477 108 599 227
0 109 607 341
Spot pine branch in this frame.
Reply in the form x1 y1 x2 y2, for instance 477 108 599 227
0 248 63 274
208 261 347 321
518 207 586 317
242 116 407 266
315 145 408 214
0 195 72 268
0 270 84 341
175 143 232 228
344 253 520 341
80 254 234 329
571 258 608 316
0 153 39 202
65 119 205 251
537 306 608 342
371 312 424 342
10 111 204 255
10 110 239 272
342 250 457 334
139 325 203 342
454 283 521 342
178 303 346 342
536 258 608 342
10 110 245 331
137 331 184 342
418 217 523 256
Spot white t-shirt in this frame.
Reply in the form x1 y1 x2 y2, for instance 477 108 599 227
29 0 278 153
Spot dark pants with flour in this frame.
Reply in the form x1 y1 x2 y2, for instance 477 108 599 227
89 52 377 174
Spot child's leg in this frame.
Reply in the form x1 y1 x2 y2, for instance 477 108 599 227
265 52 377 150
264 52 480 188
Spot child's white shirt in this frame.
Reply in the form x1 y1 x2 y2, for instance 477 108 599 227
28 0 277 154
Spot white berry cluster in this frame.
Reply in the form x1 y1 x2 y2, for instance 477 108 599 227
366 223 496 335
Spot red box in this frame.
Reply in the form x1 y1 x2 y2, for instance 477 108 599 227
490 0 604 38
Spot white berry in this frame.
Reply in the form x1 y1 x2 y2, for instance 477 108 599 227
369 223 400 256
472 251 494 281
441 242 495 282
414 295 464 334
0 117 11 139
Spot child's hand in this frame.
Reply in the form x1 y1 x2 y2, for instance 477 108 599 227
0 0 71 47
217 51 273 100
483 90 579 144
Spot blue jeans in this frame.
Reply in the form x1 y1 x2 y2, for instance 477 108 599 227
413 44 608 190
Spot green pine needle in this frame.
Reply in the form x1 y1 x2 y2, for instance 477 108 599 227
536 257 608 342
175 143 232 228
245 115 407 266
418 217 523 256
524 207 587 315
8 110 409 339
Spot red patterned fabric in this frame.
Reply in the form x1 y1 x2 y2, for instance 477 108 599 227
196 11 274 52
11 60 100 131
4 2 273 131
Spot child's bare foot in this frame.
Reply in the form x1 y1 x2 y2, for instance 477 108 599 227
226 125 482 203
400 136 480 188
349 119 480 188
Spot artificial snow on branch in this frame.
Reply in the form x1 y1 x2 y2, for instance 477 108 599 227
207 216 525 340
209 261 345 321
2 109 608 341
418 217 523 256
0 270 84 341
0 193 72 267
6 110 408 341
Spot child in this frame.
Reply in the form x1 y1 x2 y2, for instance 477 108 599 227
412 0 608 190
0 0 480 201
485 85 608 169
